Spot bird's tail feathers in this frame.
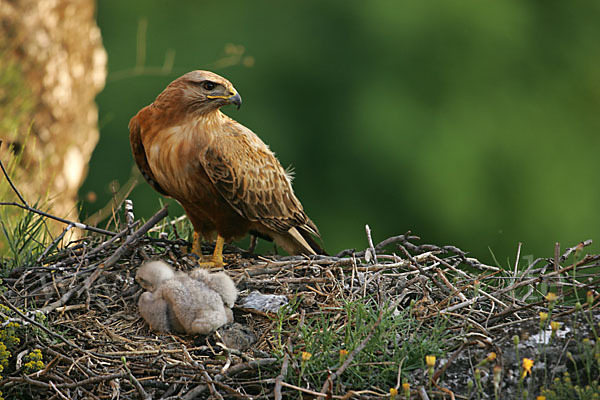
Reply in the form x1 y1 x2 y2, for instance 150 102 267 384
294 225 327 256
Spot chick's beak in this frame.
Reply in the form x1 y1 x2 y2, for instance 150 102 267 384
228 92 242 109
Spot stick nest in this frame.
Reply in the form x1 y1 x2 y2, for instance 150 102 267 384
0 208 598 399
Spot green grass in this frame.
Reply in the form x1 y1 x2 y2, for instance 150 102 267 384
0 202 51 272
272 296 450 396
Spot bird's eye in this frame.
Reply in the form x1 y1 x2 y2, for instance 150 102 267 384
202 81 216 91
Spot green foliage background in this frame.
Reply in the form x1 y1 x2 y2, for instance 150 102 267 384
81 0 600 262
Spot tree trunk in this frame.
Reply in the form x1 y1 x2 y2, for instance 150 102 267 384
0 0 106 239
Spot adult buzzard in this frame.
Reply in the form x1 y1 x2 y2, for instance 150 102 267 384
129 71 324 266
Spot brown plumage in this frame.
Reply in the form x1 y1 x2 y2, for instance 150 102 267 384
129 71 324 265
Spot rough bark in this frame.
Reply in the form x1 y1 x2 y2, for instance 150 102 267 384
0 0 106 237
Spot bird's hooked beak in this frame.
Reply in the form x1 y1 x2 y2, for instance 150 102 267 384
228 92 242 110
207 90 242 110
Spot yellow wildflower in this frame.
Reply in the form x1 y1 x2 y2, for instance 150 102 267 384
550 321 560 332
545 292 558 303
23 349 44 373
539 312 548 323
425 355 436 367
339 349 348 360
390 387 398 399
402 382 410 395
521 358 534 378
301 351 312 362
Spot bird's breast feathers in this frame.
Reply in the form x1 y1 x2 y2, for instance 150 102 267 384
144 120 207 200
142 113 272 203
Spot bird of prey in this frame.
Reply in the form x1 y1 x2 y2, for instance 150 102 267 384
129 70 324 267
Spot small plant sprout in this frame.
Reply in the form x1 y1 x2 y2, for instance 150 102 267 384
476 351 496 367
586 290 594 306
339 349 348 362
298 351 312 387
474 368 483 399
550 321 560 337
493 365 502 399
545 293 558 313
301 351 312 362
426 355 436 390
539 312 549 329
518 358 533 400
513 335 521 369
545 292 558 303
402 382 410 399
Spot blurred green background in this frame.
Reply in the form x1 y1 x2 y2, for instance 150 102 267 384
81 0 600 263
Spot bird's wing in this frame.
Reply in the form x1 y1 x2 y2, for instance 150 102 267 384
199 125 319 237
129 115 168 196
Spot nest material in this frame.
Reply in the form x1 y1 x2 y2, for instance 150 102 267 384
0 208 599 399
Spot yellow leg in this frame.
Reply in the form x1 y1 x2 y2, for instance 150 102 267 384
192 232 203 256
211 234 225 266
194 233 225 269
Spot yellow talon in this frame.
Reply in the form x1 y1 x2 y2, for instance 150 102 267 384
193 233 225 269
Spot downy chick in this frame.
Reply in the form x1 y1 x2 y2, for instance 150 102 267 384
136 261 236 335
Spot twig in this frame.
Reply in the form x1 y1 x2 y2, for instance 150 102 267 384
101 205 169 268
148 214 187 232
122 358 151 400
0 201 118 236
560 239 592 262
182 358 278 400
0 146 117 236
49 380 70 400
365 224 378 264
36 223 74 263
418 385 431 400
0 140 28 206
279 381 335 398
375 231 417 251
19 372 129 389
216 358 278 378
490 258 590 298
512 242 522 306
40 206 168 313
199 363 224 400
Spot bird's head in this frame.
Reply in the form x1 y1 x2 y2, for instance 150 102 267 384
159 70 242 115
135 261 175 291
